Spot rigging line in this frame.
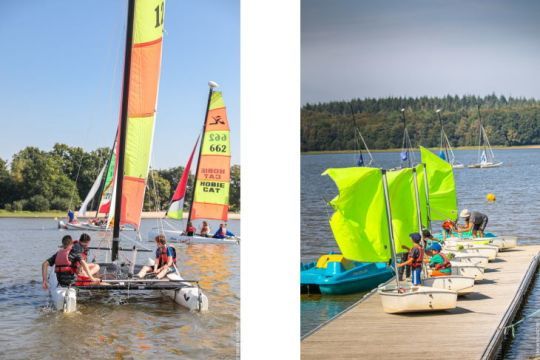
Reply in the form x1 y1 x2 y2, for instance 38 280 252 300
148 166 164 234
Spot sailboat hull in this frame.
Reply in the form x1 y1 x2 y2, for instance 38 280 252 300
58 220 134 232
467 161 503 168
148 228 239 245
422 275 475 295
449 262 485 281
378 284 457 313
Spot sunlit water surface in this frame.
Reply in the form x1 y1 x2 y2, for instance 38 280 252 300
301 149 540 358
0 218 239 359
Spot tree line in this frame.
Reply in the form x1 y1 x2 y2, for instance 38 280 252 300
0 143 240 213
301 94 540 152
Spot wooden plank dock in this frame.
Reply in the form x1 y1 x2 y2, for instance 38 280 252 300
302 245 540 360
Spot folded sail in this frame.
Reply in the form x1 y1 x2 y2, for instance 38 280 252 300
119 0 165 229
79 164 107 217
191 91 231 221
386 168 419 250
420 146 458 221
323 167 391 263
167 136 200 219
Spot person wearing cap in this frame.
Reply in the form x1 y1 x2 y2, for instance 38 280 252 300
422 229 443 245
427 243 452 277
457 209 489 237
397 233 424 286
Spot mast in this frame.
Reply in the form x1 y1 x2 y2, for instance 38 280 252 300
186 81 218 231
112 0 135 261
476 104 483 163
349 104 364 166
436 109 450 162
381 169 400 289
400 108 412 168
421 163 432 231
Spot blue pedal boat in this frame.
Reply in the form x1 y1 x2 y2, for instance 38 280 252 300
300 254 394 295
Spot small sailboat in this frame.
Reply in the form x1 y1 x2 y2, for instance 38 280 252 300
468 105 503 168
148 82 239 245
350 104 374 167
49 0 208 313
399 108 416 168
436 109 464 169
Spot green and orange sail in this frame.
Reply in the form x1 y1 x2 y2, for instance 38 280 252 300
189 89 231 222
117 0 165 229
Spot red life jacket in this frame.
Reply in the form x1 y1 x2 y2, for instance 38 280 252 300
410 245 424 268
54 246 77 274
157 246 177 267
435 253 451 270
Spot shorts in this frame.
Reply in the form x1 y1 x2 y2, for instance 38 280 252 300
473 216 488 232
75 275 92 286
411 267 422 285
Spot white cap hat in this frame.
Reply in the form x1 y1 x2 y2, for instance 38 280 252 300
460 209 471 218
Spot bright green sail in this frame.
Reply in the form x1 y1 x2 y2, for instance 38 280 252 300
420 146 458 221
323 167 391 263
386 168 419 250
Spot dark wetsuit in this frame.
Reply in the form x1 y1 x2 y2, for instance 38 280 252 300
47 251 82 286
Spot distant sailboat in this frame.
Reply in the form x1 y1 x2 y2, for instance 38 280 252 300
467 105 503 168
400 108 415 168
148 82 239 245
436 109 464 169
350 104 374 167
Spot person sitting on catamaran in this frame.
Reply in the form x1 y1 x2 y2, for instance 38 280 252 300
426 243 451 277
213 223 235 239
396 233 424 286
72 233 100 279
186 222 196 236
199 221 211 237
137 235 177 279
457 209 489 237
67 209 77 224
41 235 99 289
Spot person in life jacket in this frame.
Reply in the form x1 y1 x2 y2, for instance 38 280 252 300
72 233 100 284
441 220 456 240
41 235 98 289
199 221 211 237
457 209 489 237
185 222 196 236
213 223 235 239
397 233 424 286
137 234 177 279
427 242 451 277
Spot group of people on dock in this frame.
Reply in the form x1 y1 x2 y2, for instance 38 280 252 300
397 208 489 286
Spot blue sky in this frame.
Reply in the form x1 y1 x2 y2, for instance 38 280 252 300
302 0 540 104
0 0 239 169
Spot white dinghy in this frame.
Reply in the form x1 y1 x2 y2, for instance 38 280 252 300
447 253 489 266
487 236 517 250
378 283 458 314
445 244 499 261
422 275 475 295
450 261 485 281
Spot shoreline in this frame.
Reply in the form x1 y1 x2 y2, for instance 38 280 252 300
0 210 240 220
302 144 540 155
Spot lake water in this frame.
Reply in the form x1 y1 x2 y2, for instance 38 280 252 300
301 149 540 358
0 218 239 359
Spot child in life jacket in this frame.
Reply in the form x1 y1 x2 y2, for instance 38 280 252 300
397 233 424 286
72 233 101 286
427 242 452 277
41 235 99 289
137 234 177 279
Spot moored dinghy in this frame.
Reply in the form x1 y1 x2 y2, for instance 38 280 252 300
445 244 498 261
422 275 475 295
448 253 489 266
378 283 457 314
450 261 485 281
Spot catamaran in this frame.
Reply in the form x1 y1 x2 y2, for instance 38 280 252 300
468 105 503 168
148 82 239 245
436 109 464 168
48 0 208 313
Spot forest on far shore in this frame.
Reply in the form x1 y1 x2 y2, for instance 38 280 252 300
0 144 240 213
301 94 540 152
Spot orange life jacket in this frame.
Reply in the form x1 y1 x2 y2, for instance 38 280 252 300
409 245 424 268
435 253 451 270
54 246 76 274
